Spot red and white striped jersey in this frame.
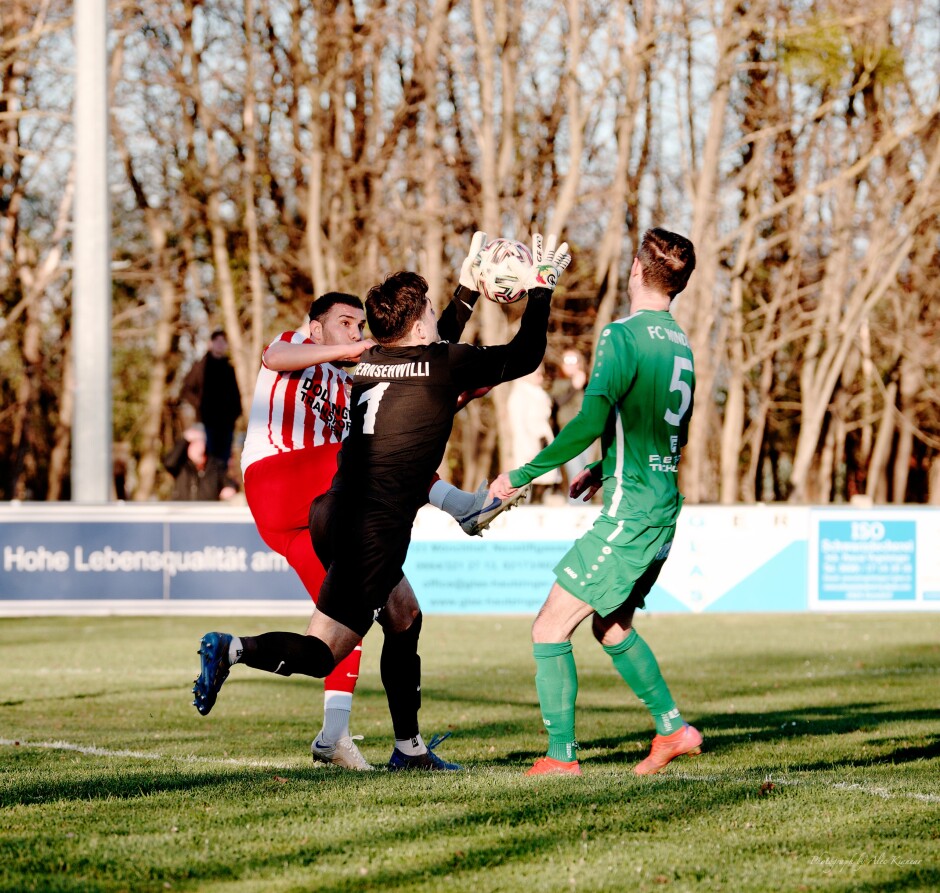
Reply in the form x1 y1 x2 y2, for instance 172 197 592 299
241 330 352 473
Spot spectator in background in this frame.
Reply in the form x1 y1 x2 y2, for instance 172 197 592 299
551 348 599 503
164 423 238 501
507 364 560 503
112 441 135 501
181 330 242 467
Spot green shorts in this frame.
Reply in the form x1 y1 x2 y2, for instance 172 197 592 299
553 516 675 617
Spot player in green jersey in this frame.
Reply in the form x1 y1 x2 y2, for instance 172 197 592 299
491 227 700 776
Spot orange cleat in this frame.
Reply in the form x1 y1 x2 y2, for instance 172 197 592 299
634 724 703 775
526 756 582 776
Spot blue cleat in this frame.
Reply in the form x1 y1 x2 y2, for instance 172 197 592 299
387 732 463 771
192 631 232 716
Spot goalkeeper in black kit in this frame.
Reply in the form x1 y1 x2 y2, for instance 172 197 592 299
192 231 571 770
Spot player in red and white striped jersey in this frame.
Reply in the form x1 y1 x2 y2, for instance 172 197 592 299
241 333 355 468
241 293 373 769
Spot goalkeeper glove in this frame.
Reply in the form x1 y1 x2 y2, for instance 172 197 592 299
458 230 488 291
523 232 571 293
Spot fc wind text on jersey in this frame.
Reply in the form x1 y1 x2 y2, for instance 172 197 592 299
299 375 350 439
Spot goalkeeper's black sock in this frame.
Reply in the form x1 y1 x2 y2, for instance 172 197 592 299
381 613 423 741
239 632 335 678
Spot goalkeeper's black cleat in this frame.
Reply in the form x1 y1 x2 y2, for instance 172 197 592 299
192 631 232 716
386 732 462 771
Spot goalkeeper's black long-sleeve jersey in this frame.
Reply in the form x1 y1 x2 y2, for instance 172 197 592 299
332 287 551 518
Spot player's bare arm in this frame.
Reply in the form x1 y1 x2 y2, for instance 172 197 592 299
263 337 374 371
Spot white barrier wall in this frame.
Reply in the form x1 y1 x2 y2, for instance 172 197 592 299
1 502 939 615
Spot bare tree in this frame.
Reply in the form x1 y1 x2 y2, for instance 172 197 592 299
1 0 73 499
4 0 939 503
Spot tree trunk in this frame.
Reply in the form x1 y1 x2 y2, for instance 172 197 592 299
10 303 41 499
742 357 773 503
47 335 73 501
929 456 940 506
865 380 898 503
111 66 182 501
674 2 736 503
719 167 761 503
892 359 922 503
790 232 915 502
591 0 654 346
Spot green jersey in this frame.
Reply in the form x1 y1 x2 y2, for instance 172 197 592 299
586 310 695 525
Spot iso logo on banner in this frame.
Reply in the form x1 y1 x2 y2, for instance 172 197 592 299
850 521 885 542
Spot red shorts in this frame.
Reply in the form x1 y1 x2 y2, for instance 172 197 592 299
243 444 341 599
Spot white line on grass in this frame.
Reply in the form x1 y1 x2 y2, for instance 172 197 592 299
643 770 940 804
829 781 940 803
5 740 938 802
0 738 315 771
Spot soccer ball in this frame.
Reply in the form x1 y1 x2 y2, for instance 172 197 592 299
472 238 533 304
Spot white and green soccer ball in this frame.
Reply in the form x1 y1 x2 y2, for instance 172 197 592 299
472 238 534 304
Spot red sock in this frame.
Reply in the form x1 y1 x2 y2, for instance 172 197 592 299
325 643 362 694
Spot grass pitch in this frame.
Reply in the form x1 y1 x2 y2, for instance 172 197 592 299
1 612 938 893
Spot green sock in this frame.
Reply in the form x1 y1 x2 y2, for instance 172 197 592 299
604 630 683 736
533 641 579 762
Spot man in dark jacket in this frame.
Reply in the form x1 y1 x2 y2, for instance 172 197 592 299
181 331 242 465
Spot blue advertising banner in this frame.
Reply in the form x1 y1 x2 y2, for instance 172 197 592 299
809 509 940 611
816 519 916 602
404 540 567 614
2 521 166 600
0 507 308 605
2 503 939 615
655 506 807 613
166 523 307 600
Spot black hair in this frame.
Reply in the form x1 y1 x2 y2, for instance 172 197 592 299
308 292 363 323
364 272 429 343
